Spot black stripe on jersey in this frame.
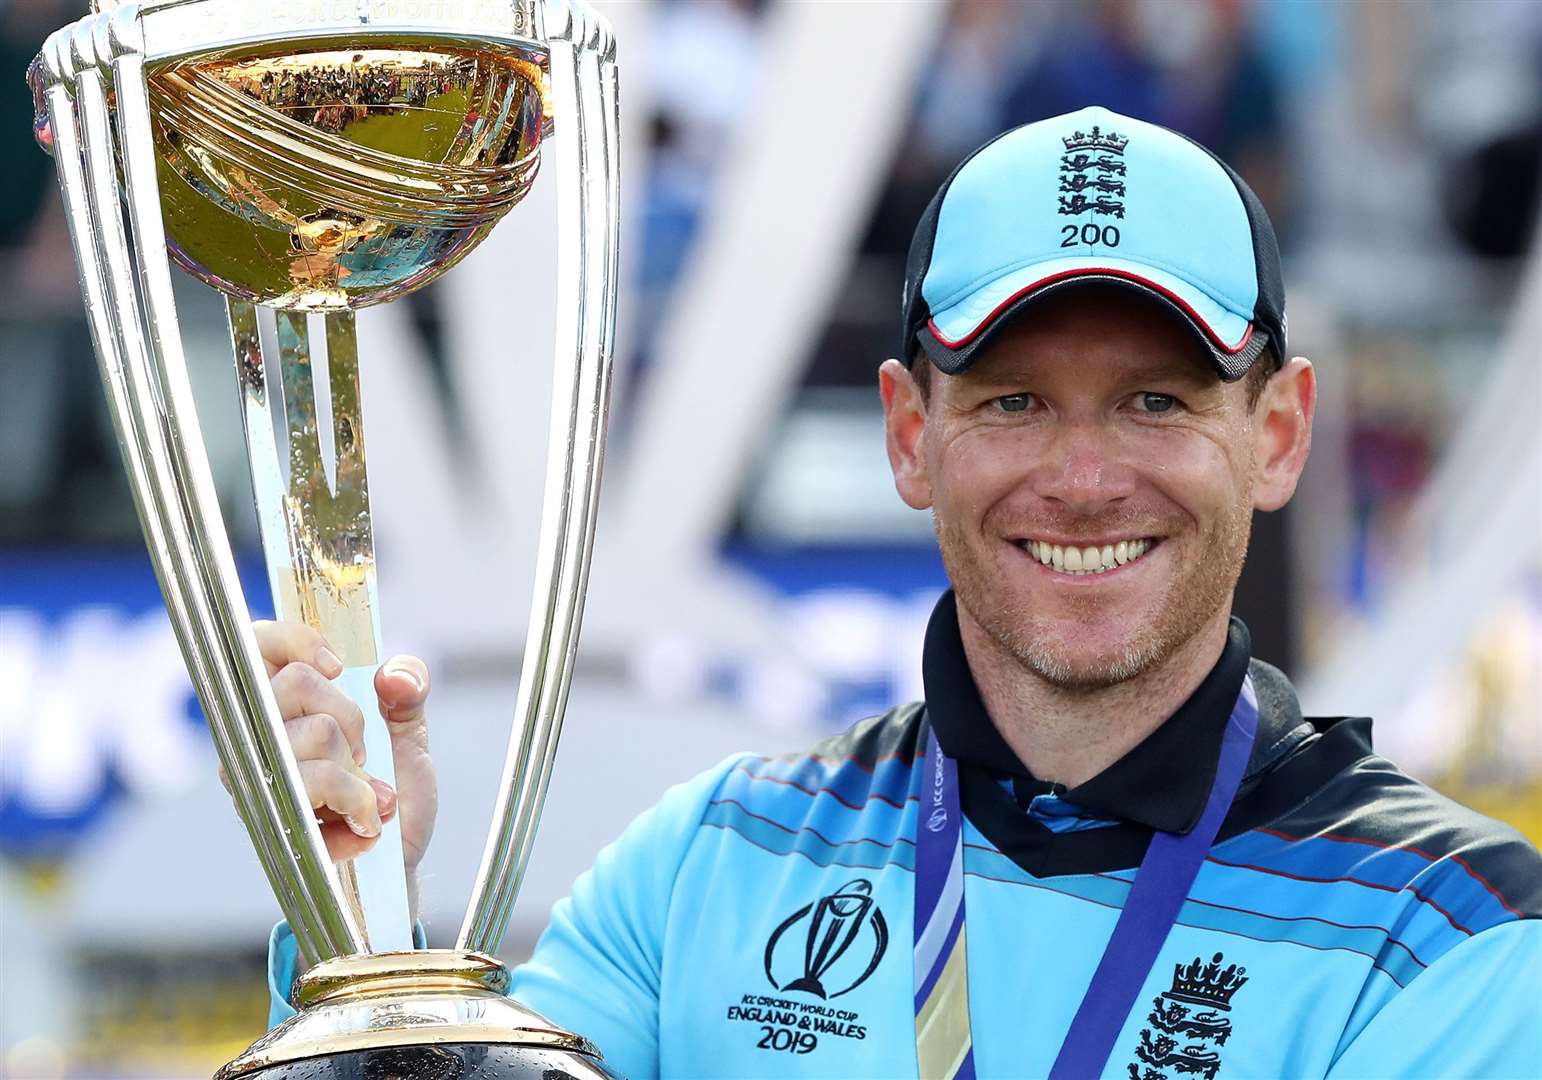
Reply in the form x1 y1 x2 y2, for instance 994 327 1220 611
785 701 925 774
1254 754 1542 922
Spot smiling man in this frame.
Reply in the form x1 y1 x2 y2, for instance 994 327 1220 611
259 107 1541 1078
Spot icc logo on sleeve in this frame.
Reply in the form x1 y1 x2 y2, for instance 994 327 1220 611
721 878 890 1057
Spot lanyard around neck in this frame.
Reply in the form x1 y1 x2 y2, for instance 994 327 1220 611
912 676 1259 1080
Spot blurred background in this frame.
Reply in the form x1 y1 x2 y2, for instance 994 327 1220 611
2 0 1540 1074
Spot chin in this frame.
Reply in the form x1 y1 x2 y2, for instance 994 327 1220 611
1014 633 1170 692
962 567 1217 693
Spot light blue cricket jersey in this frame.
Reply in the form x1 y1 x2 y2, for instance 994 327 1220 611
270 595 1542 1078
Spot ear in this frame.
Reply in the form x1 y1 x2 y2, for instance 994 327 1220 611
878 358 933 510
1251 357 1316 512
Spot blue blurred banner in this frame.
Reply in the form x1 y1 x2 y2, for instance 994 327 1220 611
717 543 947 732
0 549 270 861
725 542 945 599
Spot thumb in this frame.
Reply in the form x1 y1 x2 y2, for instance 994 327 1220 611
375 655 430 729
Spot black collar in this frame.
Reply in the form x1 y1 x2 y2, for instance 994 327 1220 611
923 589 1287 835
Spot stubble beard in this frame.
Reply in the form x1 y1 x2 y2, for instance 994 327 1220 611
935 496 1254 693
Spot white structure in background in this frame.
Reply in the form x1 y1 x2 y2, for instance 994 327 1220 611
1302 241 1542 773
352 0 948 668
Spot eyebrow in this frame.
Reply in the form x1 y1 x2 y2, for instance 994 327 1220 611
1122 358 1215 387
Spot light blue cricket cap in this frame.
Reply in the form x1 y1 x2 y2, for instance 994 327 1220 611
900 106 1286 380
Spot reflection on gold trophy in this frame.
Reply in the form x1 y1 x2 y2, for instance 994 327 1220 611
30 1 620 1076
149 43 547 310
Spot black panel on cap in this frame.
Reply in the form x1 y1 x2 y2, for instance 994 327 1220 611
1173 132 1287 365
899 127 1018 364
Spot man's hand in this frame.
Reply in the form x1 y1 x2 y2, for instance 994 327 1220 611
220 622 440 900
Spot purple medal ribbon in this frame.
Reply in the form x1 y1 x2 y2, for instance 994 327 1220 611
913 727 976 1078
913 676 1259 1079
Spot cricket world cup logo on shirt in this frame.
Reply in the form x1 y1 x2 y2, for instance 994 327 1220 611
722 880 887 1056
765 878 889 999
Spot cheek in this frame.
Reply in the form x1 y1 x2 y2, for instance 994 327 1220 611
932 430 1027 522
1136 427 1251 521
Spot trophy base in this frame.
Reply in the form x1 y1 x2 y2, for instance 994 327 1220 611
218 950 617 1080
236 1043 620 1080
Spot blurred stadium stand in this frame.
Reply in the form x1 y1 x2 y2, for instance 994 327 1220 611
2 1 1539 1074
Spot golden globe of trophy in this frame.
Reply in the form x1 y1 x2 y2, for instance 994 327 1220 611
29 1 620 1076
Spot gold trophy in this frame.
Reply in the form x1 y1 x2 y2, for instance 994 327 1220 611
29 1 620 1075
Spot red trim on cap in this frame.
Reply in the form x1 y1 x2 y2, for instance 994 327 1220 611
927 266 1254 354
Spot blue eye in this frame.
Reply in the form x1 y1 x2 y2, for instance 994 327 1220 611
1137 392 1177 413
995 393 1033 413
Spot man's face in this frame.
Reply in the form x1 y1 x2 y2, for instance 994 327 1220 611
882 288 1309 691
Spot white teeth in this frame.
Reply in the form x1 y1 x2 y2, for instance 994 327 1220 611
1026 537 1156 575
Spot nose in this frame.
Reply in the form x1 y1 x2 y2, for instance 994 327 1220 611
1033 421 1136 517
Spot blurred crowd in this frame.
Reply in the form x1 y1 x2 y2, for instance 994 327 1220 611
228 61 464 124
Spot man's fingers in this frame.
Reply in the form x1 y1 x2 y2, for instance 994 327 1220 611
375 655 430 727
369 777 398 823
286 712 361 769
273 663 367 763
298 760 382 838
254 619 344 680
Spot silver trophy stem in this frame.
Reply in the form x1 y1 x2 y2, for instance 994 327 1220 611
230 300 414 952
40 24 363 962
119 49 366 961
47 67 307 945
459 0 620 955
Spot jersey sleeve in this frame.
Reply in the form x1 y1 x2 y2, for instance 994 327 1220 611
267 920 301 1030
1326 918 1542 1079
265 919 427 1029
263 755 747 1063
264 754 745 1054
507 753 752 1080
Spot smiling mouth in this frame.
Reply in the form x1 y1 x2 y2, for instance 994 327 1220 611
1016 537 1161 576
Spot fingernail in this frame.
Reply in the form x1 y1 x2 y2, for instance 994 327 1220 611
371 778 397 819
316 647 343 677
387 661 423 692
352 742 366 767
344 814 379 838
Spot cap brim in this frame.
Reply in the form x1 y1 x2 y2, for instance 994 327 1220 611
919 261 1269 380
